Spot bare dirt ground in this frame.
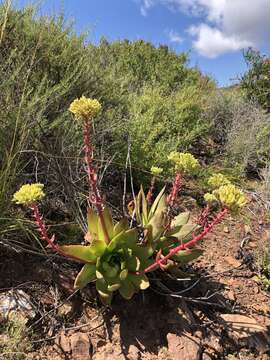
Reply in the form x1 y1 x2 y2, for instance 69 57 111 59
1 195 270 360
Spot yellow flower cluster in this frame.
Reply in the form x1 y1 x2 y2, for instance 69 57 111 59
12 183 45 206
69 96 101 121
150 166 163 176
207 173 231 189
213 184 247 212
204 193 217 203
168 151 199 174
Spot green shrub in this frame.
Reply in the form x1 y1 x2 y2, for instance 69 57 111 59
127 85 211 171
1 3 214 252
204 88 270 172
241 48 270 112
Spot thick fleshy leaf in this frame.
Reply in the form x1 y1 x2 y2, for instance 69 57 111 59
107 283 121 292
113 218 129 236
88 239 107 256
126 256 140 272
60 245 97 262
172 248 203 264
147 210 166 241
149 186 166 218
135 188 148 226
97 207 114 244
96 278 113 305
96 270 104 279
173 224 200 243
102 262 120 278
119 279 135 300
119 269 128 281
74 264 96 289
171 212 190 228
128 273 149 290
131 243 154 262
107 228 138 251
87 208 99 242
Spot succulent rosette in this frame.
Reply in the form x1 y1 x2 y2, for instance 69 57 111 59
60 208 152 304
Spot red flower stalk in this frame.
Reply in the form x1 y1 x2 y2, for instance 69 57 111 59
196 205 210 228
143 208 228 273
82 120 110 243
146 176 156 204
167 172 182 206
30 203 90 264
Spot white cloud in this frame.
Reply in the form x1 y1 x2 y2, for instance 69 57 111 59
138 0 270 57
167 29 184 44
140 0 155 16
188 24 251 58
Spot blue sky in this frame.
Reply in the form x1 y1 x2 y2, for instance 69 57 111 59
15 0 270 86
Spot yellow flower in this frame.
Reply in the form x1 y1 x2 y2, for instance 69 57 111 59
12 183 45 205
168 151 199 174
150 166 163 176
69 96 101 120
213 184 247 212
167 151 180 163
204 193 217 203
208 173 231 189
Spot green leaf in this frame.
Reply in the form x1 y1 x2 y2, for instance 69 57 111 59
113 218 129 236
131 243 153 262
74 264 96 289
147 210 166 241
102 262 120 278
60 245 97 262
126 256 140 272
96 278 113 305
173 223 199 243
172 248 203 264
149 186 166 218
119 269 128 281
87 208 99 242
107 283 121 292
119 279 135 300
128 274 149 290
97 207 114 244
88 239 107 256
171 212 190 227
107 228 138 252
96 270 104 279
135 187 148 226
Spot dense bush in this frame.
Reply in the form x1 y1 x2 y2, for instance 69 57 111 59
203 88 270 174
128 85 211 171
241 48 270 112
0 3 215 250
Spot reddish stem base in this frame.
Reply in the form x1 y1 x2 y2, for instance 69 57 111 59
143 208 228 273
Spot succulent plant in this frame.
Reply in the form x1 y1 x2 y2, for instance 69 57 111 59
134 187 202 269
12 99 240 307
59 207 152 304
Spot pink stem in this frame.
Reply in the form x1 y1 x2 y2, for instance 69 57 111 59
143 208 228 273
196 205 210 227
31 203 90 264
167 172 182 206
82 120 110 244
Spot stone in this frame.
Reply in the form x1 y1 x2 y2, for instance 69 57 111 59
224 256 241 268
0 290 35 320
70 332 91 360
57 303 73 317
57 332 71 353
167 332 201 360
